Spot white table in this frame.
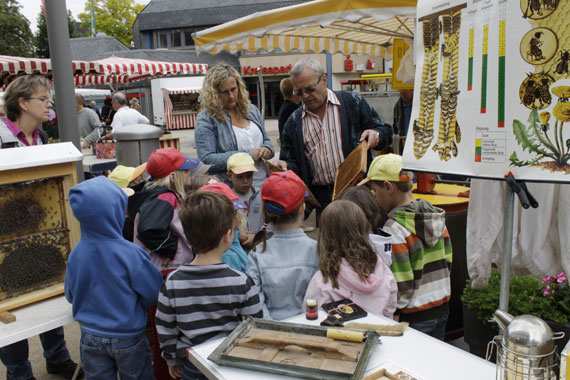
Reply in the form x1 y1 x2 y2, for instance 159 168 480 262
188 311 496 380
0 295 74 348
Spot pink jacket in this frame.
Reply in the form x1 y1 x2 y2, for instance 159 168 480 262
304 256 398 318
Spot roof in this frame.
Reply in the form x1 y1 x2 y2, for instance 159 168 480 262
134 0 309 31
69 34 130 61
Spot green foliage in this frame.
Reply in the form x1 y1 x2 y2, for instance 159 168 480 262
34 8 78 58
510 109 569 167
461 268 569 325
0 0 34 57
78 0 145 46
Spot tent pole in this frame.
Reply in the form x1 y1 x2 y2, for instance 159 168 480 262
499 183 515 314
257 66 265 122
326 51 333 90
44 0 84 182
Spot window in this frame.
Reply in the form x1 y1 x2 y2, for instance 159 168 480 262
171 30 182 47
157 31 168 48
184 29 194 46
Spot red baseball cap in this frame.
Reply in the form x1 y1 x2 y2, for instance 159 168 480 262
146 148 199 179
200 182 247 210
261 170 308 215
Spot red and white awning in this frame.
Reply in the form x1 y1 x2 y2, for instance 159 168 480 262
163 87 201 95
0 55 100 87
0 55 208 88
75 56 208 87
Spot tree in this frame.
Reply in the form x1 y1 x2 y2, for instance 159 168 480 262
78 0 145 46
35 8 79 58
0 0 34 57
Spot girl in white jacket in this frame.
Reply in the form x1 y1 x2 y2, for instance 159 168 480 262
304 200 398 318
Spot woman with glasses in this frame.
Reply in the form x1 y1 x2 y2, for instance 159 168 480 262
195 63 274 190
0 75 53 149
0 75 82 380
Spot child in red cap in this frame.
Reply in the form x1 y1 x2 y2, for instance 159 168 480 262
200 182 249 272
245 170 319 320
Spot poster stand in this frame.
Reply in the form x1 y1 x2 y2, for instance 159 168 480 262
498 173 539 317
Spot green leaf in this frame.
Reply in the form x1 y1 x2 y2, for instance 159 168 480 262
509 151 527 167
513 119 539 153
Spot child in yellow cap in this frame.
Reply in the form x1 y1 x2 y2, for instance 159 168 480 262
226 152 264 248
360 154 452 340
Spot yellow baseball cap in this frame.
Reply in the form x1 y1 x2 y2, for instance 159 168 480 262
358 154 412 185
109 163 147 188
227 152 258 174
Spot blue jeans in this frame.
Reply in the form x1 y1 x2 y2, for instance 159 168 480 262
182 359 207 380
0 327 70 380
80 332 153 380
410 313 449 341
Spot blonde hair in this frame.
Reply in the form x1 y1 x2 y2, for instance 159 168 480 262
199 63 250 121
318 200 377 289
280 78 294 98
145 169 189 197
184 174 220 195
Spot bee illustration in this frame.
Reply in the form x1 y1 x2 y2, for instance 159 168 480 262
555 50 570 75
519 73 554 110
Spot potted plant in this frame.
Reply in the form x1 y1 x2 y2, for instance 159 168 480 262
461 269 570 359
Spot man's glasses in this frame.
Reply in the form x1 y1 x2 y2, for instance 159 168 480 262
27 97 52 104
293 74 324 97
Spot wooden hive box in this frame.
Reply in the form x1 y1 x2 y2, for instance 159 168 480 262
0 143 82 312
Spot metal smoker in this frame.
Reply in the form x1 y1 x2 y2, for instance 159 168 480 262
488 309 564 379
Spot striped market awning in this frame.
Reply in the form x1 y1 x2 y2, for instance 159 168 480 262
75 56 208 87
0 55 100 88
193 0 416 59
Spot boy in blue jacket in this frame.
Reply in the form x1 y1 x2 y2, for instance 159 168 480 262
65 176 162 380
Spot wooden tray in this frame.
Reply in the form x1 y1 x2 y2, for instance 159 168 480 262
333 142 368 200
208 318 378 380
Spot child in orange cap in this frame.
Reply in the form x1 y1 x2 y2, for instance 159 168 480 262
200 182 249 272
246 170 319 320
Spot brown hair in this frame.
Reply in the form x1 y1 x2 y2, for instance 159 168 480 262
372 170 414 193
252 201 304 253
336 186 380 229
279 78 294 98
318 201 377 289
183 174 220 195
180 191 234 254
199 63 250 121
3 75 51 121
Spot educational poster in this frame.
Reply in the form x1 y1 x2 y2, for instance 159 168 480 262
402 0 570 182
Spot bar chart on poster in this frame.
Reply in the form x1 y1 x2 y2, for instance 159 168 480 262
403 0 570 183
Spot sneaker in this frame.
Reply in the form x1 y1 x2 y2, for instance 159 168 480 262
46 359 84 379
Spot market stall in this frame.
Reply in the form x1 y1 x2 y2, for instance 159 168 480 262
162 87 201 130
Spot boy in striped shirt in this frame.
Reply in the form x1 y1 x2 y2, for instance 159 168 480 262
360 154 452 341
155 191 263 379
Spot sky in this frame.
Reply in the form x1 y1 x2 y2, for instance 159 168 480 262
17 0 151 33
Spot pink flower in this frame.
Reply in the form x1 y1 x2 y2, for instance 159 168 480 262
557 276 566 283
544 289 550 296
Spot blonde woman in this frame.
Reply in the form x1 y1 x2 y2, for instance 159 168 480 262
195 63 274 190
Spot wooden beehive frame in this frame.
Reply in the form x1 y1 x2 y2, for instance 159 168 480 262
0 150 81 312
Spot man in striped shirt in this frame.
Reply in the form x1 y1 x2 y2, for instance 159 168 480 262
155 191 263 379
277 58 392 215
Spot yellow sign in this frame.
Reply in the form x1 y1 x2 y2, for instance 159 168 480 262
392 38 414 90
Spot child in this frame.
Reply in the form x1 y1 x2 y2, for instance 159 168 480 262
337 186 393 266
133 147 196 271
155 191 263 380
200 182 249 271
304 200 397 318
360 153 452 340
226 152 263 235
108 163 147 195
246 170 319 320
65 176 162 379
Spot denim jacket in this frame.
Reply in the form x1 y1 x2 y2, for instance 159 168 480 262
195 104 274 180
246 229 318 320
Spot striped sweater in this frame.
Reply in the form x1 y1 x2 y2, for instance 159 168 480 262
383 199 452 323
155 263 263 365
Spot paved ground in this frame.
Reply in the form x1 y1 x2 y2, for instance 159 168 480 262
4 118 467 380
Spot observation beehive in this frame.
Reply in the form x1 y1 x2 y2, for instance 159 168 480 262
0 142 82 311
